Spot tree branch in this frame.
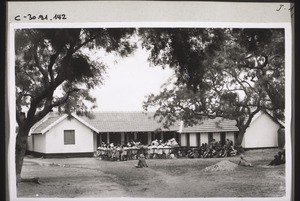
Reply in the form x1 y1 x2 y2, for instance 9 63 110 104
26 75 65 121
48 52 60 84
33 46 49 85
51 88 80 108
31 88 80 126
73 30 106 52
223 69 249 96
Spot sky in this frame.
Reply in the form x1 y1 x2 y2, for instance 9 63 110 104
90 48 174 112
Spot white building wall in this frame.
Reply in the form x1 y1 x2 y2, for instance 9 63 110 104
93 132 97 151
27 135 33 151
33 134 46 153
45 117 94 153
243 113 279 148
201 133 209 145
213 132 221 141
226 132 235 144
180 133 187 146
189 133 197 147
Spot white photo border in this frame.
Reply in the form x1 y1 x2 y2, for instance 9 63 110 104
7 2 293 201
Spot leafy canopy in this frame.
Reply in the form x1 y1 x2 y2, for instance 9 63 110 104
141 28 285 130
15 28 137 125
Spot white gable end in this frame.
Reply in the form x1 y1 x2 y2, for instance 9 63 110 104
243 112 280 148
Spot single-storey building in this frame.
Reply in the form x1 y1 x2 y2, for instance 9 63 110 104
178 118 239 148
80 112 180 146
179 110 284 149
241 110 284 149
27 113 99 157
26 110 283 157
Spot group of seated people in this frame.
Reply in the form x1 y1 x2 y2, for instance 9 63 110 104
180 139 239 159
96 138 241 161
96 138 179 161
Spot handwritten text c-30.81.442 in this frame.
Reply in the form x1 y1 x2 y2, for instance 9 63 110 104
14 14 67 21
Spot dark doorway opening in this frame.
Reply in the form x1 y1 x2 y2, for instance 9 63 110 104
137 132 148 145
101 133 107 144
110 132 121 145
221 132 226 146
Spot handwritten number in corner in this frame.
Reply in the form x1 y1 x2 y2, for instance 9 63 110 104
14 14 67 21
276 5 284 11
276 4 294 18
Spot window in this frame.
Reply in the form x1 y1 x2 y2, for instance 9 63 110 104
64 130 75 145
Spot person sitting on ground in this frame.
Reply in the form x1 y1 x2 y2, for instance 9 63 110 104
135 154 148 168
281 148 286 164
157 143 164 159
277 150 285 164
217 146 226 158
163 145 171 159
203 147 211 158
238 155 254 167
212 148 218 158
121 145 128 161
187 150 195 158
169 150 177 159
229 145 237 156
225 139 231 148
267 154 281 166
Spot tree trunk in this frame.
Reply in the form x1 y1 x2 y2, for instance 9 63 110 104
15 128 30 183
235 129 246 146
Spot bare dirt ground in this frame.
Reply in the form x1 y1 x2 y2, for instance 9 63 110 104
17 148 286 198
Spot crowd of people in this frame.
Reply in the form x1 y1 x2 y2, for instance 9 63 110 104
95 138 179 161
95 138 243 161
180 139 242 159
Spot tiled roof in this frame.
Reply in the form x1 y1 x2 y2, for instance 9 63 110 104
81 112 180 132
180 117 239 133
31 113 64 134
30 112 239 134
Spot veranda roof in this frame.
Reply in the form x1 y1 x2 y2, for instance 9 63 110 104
81 112 180 133
30 112 239 134
180 117 239 133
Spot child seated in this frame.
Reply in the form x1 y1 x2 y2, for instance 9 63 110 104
121 146 128 161
135 154 148 168
278 151 285 164
238 155 253 167
267 154 282 166
229 145 237 156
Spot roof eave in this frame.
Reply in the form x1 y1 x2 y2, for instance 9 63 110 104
40 114 68 134
71 113 100 133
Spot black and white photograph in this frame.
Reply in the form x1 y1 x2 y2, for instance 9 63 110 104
6 1 293 201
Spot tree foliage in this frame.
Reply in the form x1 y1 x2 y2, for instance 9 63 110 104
141 28 285 144
139 28 227 92
15 28 137 124
15 28 137 180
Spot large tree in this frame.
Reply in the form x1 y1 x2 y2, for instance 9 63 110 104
140 28 285 145
15 28 136 182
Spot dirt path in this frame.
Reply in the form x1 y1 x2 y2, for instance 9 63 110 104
18 149 286 198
